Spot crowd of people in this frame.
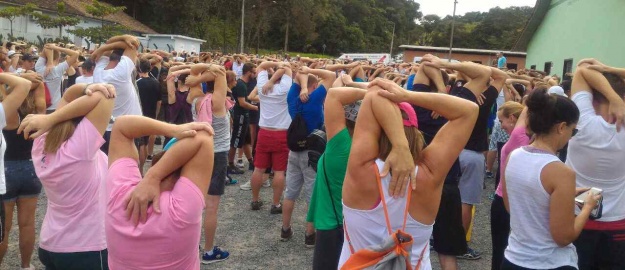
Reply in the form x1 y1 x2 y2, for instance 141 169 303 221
0 36 622 270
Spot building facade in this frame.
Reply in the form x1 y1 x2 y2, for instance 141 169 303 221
400 45 527 70
145 34 206 55
0 0 157 48
513 0 625 79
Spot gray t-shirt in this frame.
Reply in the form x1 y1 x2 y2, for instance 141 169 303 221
35 57 69 110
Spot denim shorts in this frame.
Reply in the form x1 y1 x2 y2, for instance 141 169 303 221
4 160 42 202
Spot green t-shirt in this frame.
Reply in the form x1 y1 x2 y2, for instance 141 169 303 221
306 128 352 230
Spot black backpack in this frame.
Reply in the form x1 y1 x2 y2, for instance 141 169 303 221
307 128 327 172
287 107 309 151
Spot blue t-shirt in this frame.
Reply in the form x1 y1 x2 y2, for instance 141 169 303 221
498 56 507 68
287 83 327 134
405 74 416 90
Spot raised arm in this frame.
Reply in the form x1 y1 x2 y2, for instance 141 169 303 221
423 54 492 98
375 79 478 183
19 84 116 139
490 67 510 92
324 87 367 139
306 67 337 90
574 62 625 129
47 44 79 67
0 74 32 125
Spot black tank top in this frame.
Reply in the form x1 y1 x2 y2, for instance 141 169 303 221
4 128 33 160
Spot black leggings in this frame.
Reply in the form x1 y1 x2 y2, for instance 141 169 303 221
501 257 576 270
491 195 510 270
312 227 344 270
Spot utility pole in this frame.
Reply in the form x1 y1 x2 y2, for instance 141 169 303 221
389 22 395 57
240 0 245 53
448 0 458 62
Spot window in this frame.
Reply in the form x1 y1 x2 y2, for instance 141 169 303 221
507 63 518 71
563 58 573 81
544 62 552 75
530 65 536 70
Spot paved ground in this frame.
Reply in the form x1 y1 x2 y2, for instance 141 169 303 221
3 158 497 270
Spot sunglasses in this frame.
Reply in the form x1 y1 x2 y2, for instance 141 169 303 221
572 128 578 137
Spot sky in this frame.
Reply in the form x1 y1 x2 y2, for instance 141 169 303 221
416 0 537 18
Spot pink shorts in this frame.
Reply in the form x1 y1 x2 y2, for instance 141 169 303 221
254 129 289 171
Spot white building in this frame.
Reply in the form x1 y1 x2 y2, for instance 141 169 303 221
0 0 157 48
145 34 206 54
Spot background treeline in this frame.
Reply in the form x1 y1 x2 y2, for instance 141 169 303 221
102 0 533 55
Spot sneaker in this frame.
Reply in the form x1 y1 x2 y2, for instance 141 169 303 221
225 176 238 186
201 246 230 264
155 137 162 145
146 155 153 161
228 165 244 175
263 179 271 188
240 181 252 190
457 247 482 260
248 161 255 171
305 232 316 248
236 159 245 168
280 227 293 242
251 201 263 210
270 204 282 214
21 265 35 270
485 171 494 179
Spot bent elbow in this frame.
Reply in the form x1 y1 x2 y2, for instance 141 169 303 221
552 234 574 247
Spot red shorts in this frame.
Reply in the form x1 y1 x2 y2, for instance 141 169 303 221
254 129 288 171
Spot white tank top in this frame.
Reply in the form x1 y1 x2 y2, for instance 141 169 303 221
504 147 578 269
339 159 433 270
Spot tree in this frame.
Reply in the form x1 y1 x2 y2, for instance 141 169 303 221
0 4 36 37
68 0 127 45
32 2 80 39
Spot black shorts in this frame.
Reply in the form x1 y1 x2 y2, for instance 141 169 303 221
3 160 42 201
230 113 250 148
249 104 260 125
574 225 625 270
432 183 467 256
39 247 109 270
313 227 344 270
501 257 575 270
208 152 228 196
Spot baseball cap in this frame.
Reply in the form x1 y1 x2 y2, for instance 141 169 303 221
398 102 418 128
344 100 362 122
21 54 35 61
548 86 568 98
7 50 15 58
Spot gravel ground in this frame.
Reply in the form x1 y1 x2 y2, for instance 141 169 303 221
3 156 497 270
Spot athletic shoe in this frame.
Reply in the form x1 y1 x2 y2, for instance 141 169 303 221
270 204 282 214
249 161 255 171
485 171 494 179
236 159 245 168
201 246 230 264
305 232 316 248
155 137 162 145
281 227 293 242
227 165 244 175
240 181 252 190
263 179 271 188
21 265 35 270
225 175 238 186
251 201 263 210
457 247 482 260
146 155 153 161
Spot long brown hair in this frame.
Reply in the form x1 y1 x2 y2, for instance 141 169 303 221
0 84 36 116
378 110 425 163
44 118 82 153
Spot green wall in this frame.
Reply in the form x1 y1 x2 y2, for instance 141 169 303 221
526 0 625 78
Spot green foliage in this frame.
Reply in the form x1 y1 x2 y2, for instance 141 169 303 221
67 0 127 44
100 0 533 55
31 2 80 38
0 3 36 35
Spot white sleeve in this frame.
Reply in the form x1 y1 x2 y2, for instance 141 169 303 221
0 103 6 129
93 57 110 83
572 91 595 128
256 70 269 92
34 57 46 75
275 75 293 95
53 61 70 76
112 56 134 82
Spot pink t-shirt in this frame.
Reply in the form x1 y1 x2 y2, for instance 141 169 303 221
196 93 235 124
496 126 530 197
32 118 108 252
105 158 205 270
